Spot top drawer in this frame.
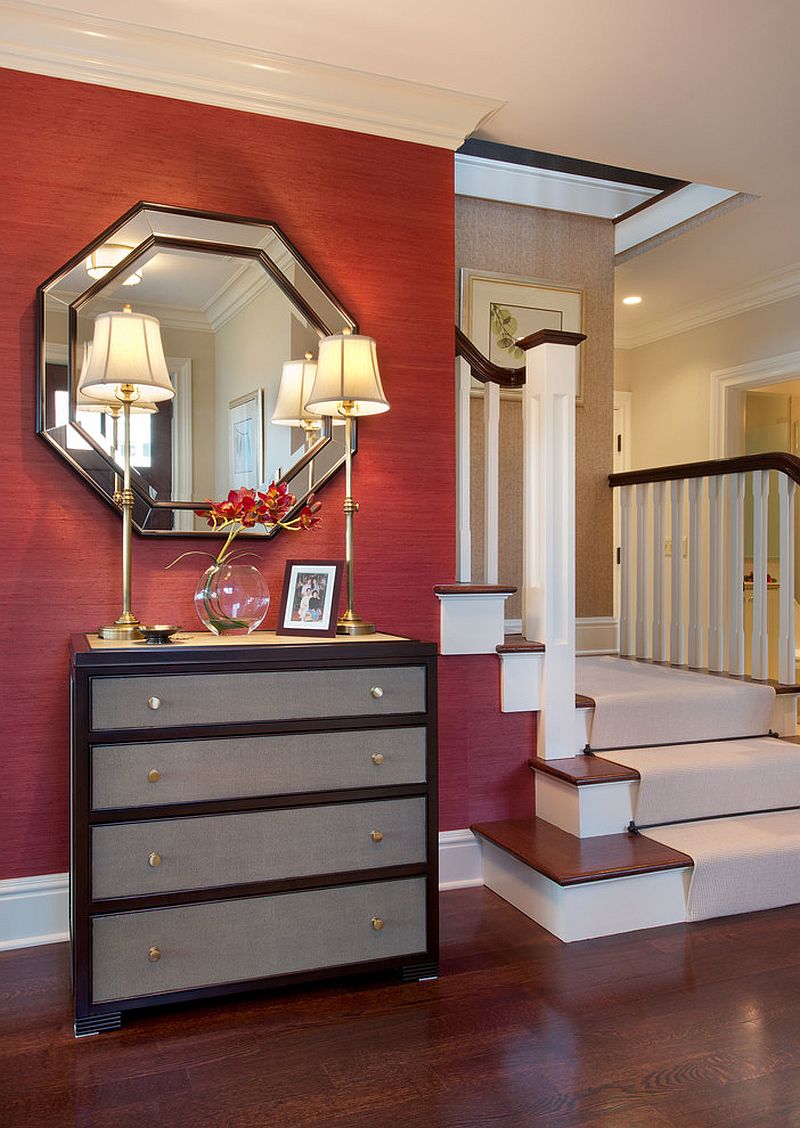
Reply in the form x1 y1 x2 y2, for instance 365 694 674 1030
91 664 427 732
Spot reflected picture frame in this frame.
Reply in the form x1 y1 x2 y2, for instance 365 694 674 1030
228 389 264 490
276 559 344 637
460 269 585 406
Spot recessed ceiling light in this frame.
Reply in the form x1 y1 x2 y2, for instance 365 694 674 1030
622 295 642 305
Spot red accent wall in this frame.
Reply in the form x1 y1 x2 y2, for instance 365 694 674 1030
0 67 534 880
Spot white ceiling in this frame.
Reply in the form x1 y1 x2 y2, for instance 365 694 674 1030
21 0 800 345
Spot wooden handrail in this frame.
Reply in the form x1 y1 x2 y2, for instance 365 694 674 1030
609 451 800 489
455 326 524 387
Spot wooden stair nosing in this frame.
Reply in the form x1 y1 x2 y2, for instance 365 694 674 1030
471 817 692 887
496 635 545 654
529 755 639 786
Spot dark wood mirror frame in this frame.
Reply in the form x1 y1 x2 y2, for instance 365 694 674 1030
36 202 358 538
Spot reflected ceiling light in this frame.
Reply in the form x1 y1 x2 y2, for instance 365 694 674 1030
622 295 642 305
85 244 142 286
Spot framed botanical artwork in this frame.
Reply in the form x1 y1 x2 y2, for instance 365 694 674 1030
228 389 264 490
460 269 585 404
276 559 344 637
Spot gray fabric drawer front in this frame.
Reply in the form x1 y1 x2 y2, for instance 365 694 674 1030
92 877 427 1002
91 666 426 731
91 727 427 810
92 797 426 898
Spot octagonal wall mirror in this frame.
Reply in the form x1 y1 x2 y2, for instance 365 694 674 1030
37 203 357 536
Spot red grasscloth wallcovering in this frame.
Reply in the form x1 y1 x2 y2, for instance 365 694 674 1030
0 67 534 881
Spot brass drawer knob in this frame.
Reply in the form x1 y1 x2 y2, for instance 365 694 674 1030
369 830 384 843
148 851 162 868
148 946 161 962
370 686 384 700
371 917 385 931
371 752 385 766
147 768 161 783
146 696 162 711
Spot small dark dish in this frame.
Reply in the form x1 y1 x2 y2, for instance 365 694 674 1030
138 625 182 645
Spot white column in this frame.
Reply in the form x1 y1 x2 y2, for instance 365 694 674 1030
751 470 769 681
707 475 725 672
778 474 797 685
635 482 650 658
687 477 704 668
726 473 745 676
670 479 686 665
619 485 634 657
652 481 667 662
522 341 578 758
483 379 500 585
455 356 472 582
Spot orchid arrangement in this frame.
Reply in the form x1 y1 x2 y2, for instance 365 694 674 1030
194 483 322 564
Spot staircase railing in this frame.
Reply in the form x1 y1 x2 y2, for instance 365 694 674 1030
454 325 585 755
609 453 800 685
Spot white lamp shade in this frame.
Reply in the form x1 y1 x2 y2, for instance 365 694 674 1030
271 356 321 426
76 343 158 413
79 308 175 404
305 330 389 417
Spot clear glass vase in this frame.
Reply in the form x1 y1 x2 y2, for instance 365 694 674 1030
194 561 270 635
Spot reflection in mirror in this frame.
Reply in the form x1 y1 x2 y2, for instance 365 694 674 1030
37 204 357 536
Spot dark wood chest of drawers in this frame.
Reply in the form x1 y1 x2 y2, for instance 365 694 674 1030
69 632 438 1036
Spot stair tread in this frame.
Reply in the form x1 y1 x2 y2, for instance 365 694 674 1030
497 635 545 653
529 754 639 785
471 817 692 886
433 583 517 595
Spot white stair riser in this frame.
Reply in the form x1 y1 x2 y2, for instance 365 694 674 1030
535 773 637 837
499 651 543 711
437 594 509 655
480 839 688 942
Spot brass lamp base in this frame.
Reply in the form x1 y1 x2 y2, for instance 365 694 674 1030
336 610 376 636
98 614 145 641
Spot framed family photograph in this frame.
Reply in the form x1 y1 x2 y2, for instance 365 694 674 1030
460 269 585 405
276 559 344 637
228 389 264 490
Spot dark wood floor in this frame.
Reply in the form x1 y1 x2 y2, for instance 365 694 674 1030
4 890 800 1127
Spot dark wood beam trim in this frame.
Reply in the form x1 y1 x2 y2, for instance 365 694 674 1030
516 329 586 351
612 180 690 225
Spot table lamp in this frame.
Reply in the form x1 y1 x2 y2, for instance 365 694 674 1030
79 305 175 639
305 327 389 635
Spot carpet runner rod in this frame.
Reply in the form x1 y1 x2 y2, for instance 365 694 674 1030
583 729 779 755
629 801 800 834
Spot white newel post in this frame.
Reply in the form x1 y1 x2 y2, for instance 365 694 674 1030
455 356 472 582
521 335 582 758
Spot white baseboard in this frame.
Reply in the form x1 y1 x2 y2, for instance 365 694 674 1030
438 829 483 890
0 872 69 951
504 616 619 656
1 834 484 951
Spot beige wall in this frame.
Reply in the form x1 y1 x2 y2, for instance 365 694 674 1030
456 197 616 617
616 293 800 469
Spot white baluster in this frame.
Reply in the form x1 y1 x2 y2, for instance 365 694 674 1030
688 477 704 668
652 480 667 662
483 379 500 585
619 485 634 657
707 476 725 672
670 479 686 665
455 356 472 581
751 470 769 681
778 474 797 685
726 473 745 676
635 482 650 657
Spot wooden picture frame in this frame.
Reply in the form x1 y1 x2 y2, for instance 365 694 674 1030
460 268 585 405
276 559 344 637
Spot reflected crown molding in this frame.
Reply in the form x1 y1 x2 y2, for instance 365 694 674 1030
0 0 503 149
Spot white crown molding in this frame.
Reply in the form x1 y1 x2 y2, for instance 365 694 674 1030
616 260 800 350
0 0 503 149
614 184 738 256
455 153 657 219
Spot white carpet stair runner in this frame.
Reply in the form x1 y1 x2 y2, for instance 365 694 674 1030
576 655 775 749
575 657 800 924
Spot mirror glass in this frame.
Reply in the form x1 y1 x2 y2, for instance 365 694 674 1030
37 204 357 535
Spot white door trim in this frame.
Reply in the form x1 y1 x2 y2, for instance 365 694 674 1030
168 357 193 533
710 350 800 457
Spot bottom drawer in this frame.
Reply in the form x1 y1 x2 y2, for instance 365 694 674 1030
92 877 427 1003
